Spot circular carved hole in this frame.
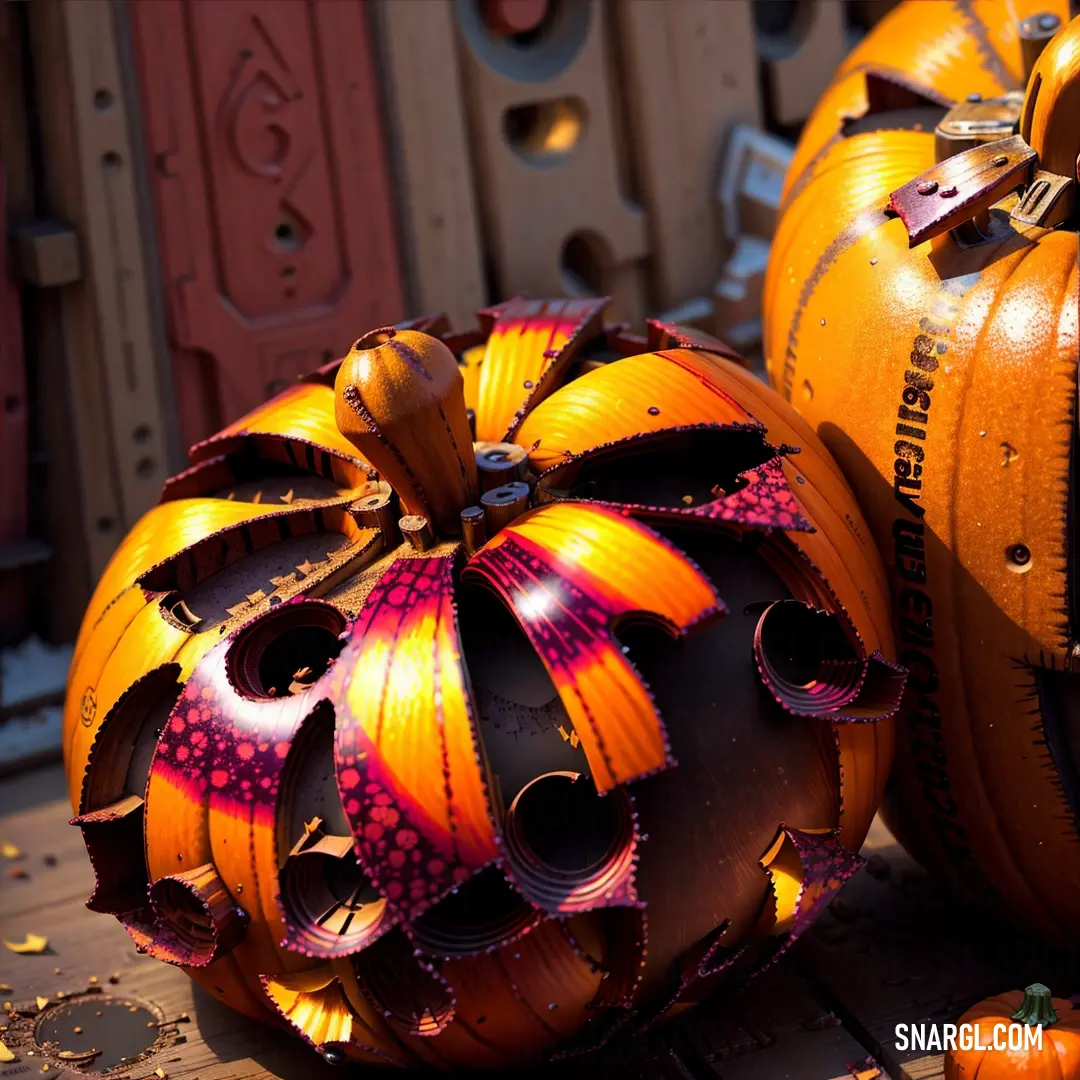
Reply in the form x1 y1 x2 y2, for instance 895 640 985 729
279 845 387 957
408 867 538 957
503 96 586 166
508 772 628 874
756 600 856 689
96 516 115 533
93 88 114 111
754 0 816 58
274 221 298 250
101 150 123 170
150 878 216 958
35 996 160 1072
457 0 590 83
135 457 156 479
132 423 152 444
503 772 635 908
228 603 346 701
559 230 609 296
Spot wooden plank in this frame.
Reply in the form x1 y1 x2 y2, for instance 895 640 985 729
374 0 487 329
614 0 762 310
452 0 649 325
757 0 849 130
25 0 173 585
127 0 407 451
54 0 176 531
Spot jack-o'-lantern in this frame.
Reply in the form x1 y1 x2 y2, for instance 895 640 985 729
764 0 1080 937
64 298 900 1068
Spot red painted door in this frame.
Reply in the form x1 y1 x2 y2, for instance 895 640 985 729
128 0 406 450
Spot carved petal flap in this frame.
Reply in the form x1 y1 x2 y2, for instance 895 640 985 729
463 503 724 793
536 423 813 533
473 297 608 442
331 555 500 919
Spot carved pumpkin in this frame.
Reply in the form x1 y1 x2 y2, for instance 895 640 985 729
64 299 900 1068
763 1 1080 938
945 984 1080 1079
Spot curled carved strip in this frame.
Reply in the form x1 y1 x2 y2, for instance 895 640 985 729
140 862 249 967
475 296 608 442
536 424 813 534
754 600 907 721
332 555 499 919
190 382 373 475
501 772 639 914
644 318 746 363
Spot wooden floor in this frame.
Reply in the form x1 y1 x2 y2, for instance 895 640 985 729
1 765 1075 1080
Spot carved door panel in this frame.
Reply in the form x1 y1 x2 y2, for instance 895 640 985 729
128 0 405 450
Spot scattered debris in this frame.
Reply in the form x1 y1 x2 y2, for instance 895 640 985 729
58 1049 102 1063
42 854 57 868
8 866 29 879
36 997 49 1012
87 976 98 986
4 933 49 954
109 973 120 984
0 842 24 860
0 1040 15 1062
155 1067 167 1078
0 985 11 993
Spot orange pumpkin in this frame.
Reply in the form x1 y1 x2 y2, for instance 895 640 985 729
764 2 1080 938
64 299 899 1067
945 984 1080 1079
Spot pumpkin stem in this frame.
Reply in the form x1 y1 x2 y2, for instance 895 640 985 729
1011 984 1058 1028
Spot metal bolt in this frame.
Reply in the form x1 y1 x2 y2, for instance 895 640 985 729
939 185 958 198
917 180 939 195
992 155 1008 167
967 92 982 103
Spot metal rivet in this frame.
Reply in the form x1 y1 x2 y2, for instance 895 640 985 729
967 92 982 103
1038 13 1059 30
917 180 939 196
992 154 1008 167
1010 543 1031 566
939 185 958 198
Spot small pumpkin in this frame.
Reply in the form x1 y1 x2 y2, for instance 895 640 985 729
763 2 1080 937
946 984 1080 1078
64 298 900 1067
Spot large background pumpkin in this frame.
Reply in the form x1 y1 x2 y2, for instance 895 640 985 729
763 0 1080 938
64 298 899 1067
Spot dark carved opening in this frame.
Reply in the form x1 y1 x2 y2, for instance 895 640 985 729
228 603 346 700
408 866 539 958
